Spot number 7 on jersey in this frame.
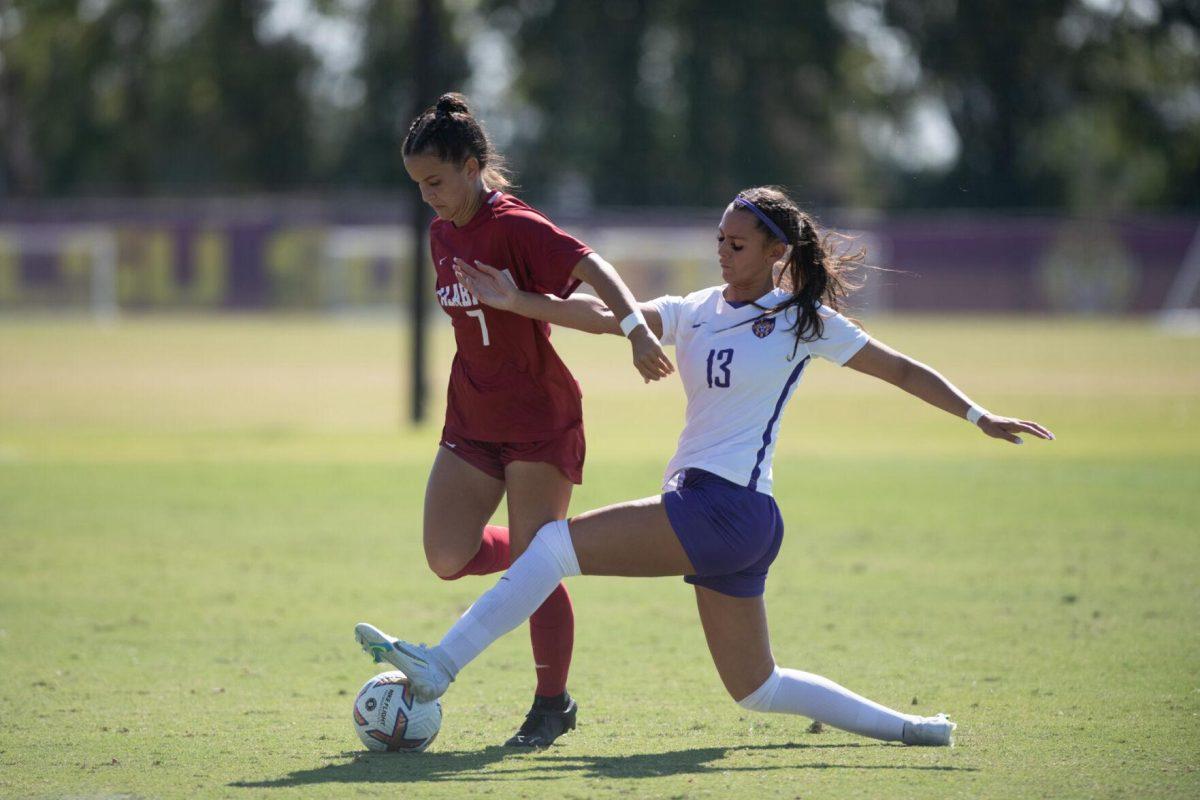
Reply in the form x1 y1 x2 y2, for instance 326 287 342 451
466 309 490 346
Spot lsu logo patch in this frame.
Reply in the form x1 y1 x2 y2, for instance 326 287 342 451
752 317 776 338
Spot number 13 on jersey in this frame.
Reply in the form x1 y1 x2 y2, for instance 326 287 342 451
706 348 733 388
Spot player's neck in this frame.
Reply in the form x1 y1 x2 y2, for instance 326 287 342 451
724 276 774 303
451 186 490 228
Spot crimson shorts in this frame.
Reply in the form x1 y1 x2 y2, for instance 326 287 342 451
440 424 585 485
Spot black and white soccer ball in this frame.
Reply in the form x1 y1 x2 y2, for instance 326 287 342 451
352 671 442 753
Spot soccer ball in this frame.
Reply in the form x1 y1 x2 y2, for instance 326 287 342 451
352 671 442 753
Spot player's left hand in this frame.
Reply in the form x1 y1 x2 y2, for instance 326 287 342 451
629 326 674 383
977 414 1055 445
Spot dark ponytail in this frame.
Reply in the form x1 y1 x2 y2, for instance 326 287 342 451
403 92 513 191
734 186 863 358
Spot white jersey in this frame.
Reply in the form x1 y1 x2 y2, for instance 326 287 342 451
648 286 869 496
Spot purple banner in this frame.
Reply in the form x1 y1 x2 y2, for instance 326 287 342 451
0 198 1195 313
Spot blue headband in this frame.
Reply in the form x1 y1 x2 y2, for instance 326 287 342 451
733 196 790 244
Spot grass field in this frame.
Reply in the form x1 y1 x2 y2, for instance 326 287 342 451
1 314 1197 799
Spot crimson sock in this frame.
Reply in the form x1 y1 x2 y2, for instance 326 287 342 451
529 582 574 698
440 525 511 580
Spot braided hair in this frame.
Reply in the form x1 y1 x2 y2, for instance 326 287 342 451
403 93 512 191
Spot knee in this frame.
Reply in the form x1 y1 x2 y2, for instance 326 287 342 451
734 664 781 712
425 546 470 581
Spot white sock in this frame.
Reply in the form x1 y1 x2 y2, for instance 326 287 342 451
737 666 918 741
433 520 580 676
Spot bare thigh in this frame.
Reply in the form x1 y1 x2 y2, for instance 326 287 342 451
423 447 506 578
503 460 574 558
567 495 695 577
694 586 776 701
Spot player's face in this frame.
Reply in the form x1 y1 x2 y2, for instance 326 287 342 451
404 153 480 222
717 208 786 290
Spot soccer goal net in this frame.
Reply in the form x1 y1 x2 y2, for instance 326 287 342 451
0 225 119 321
577 224 889 313
319 226 415 315
1158 223 1200 334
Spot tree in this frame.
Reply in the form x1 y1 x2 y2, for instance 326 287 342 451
0 0 318 196
881 0 1200 210
334 0 467 187
151 0 315 189
490 0 859 207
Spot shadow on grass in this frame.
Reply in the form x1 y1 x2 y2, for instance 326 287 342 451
231 741 978 788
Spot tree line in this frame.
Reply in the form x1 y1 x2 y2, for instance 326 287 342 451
0 0 1196 210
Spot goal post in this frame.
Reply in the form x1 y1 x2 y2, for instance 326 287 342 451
318 226 414 314
578 224 890 313
1158 222 1200 334
0 225 119 322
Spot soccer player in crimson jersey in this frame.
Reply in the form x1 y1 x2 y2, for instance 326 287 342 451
430 190 593 460
376 93 673 748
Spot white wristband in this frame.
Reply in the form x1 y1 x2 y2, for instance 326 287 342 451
965 404 988 426
619 310 646 337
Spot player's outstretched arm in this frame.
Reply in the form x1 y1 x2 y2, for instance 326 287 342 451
570 254 674 382
843 338 1055 445
454 258 666 338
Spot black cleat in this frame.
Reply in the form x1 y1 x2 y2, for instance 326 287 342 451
504 694 578 748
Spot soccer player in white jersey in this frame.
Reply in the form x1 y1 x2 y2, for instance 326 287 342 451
356 186 1055 747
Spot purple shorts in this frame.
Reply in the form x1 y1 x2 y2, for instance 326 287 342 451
662 469 785 598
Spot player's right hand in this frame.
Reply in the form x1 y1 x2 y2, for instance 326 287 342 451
630 326 674 383
455 258 518 311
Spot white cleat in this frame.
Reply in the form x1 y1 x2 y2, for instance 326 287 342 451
902 713 957 746
354 622 452 702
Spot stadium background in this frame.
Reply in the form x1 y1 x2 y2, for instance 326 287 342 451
3 1 1198 326
1 2 1198 799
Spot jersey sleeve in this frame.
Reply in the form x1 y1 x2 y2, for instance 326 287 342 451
807 305 870 365
646 295 685 345
508 212 592 299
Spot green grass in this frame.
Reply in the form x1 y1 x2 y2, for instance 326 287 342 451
1 315 1197 799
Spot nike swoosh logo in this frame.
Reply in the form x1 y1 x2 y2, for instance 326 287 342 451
691 322 705 328
439 257 448 266
443 442 457 448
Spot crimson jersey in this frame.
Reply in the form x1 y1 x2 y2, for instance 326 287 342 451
430 191 592 442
